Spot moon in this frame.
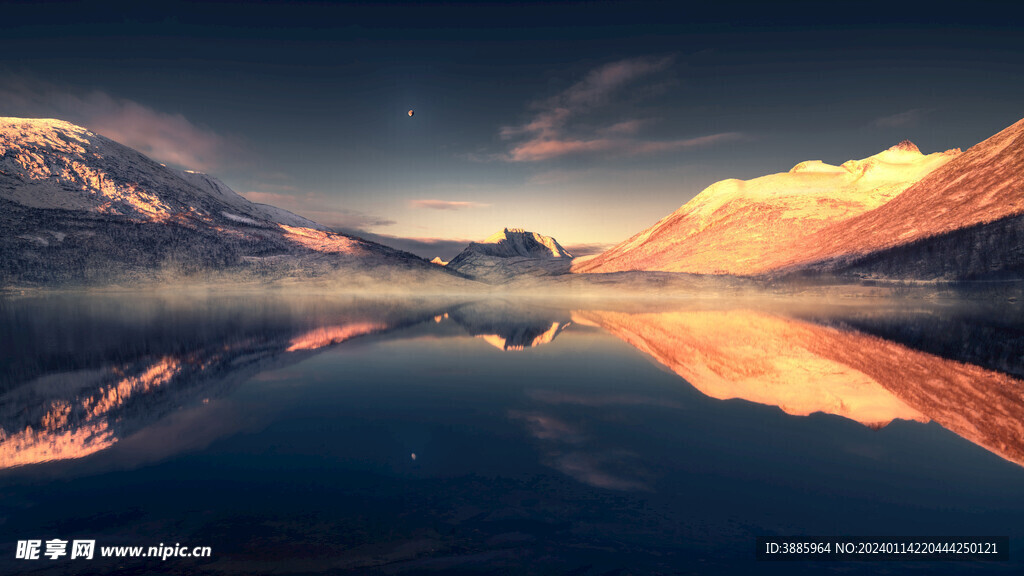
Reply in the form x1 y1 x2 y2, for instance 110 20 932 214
408 109 414 117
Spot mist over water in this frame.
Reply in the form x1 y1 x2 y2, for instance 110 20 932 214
1 292 1023 574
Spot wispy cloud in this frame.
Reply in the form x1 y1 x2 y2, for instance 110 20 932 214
0 77 233 172
561 242 613 257
558 56 674 108
551 451 650 491
241 190 396 230
509 407 651 491
871 108 935 128
495 56 742 162
331 231 473 260
599 119 651 136
509 411 584 443
411 199 490 210
506 132 743 162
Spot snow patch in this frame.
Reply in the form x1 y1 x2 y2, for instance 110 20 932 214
221 211 260 225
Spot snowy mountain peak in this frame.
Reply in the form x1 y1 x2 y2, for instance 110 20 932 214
0 116 328 231
575 140 961 276
444 228 574 282
482 227 528 243
472 228 572 258
1 117 454 286
888 140 920 153
0 117 95 157
0 116 89 134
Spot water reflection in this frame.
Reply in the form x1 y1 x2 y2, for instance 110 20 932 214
575 305 1024 468
573 309 927 427
2 294 1023 473
0 296 446 468
445 300 571 351
3 293 1024 574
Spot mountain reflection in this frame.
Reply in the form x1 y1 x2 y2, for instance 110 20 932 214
445 300 571 351
575 306 1024 468
0 296 451 469
0 321 400 468
286 322 388 352
2 295 1024 475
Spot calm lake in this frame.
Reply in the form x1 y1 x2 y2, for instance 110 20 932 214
1 292 1023 575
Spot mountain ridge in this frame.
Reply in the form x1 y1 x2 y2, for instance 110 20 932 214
0 117 459 288
445 228 574 282
780 117 1024 277
574 138 963 276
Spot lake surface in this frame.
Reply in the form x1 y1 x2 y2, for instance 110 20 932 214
1 292 1023 575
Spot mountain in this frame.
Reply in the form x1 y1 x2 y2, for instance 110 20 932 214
452 227 572 260
578 117 1024 281
446 227 574 281
787 117 1024 280
575 140 961 276
0 117 457 288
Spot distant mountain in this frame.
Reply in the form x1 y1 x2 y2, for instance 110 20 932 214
452 228 572 260
446 228 574 282
575 140 961 276
0 117 458 288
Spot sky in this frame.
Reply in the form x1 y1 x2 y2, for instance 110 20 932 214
1 0 1023 259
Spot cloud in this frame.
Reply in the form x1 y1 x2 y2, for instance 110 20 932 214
509 410 584 443
551 451 650 491
331 230 472 260
241 190 396 230
244 187 477 258
561 243 613 257
871 108 935 128
508 407 651 491
507 138 615 162
600 119 650 136
410 199 490 210
559 56 674 108
496 57 741 162
0 77 232 172
507 131 744 162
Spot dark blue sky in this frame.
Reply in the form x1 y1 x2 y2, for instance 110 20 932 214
2 0 1022 257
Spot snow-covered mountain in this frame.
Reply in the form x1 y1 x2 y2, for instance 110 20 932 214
0 117 458 287
789 117 1024 280
446 228 574 282
577 117 1024 281
574 140 961 276
453 228 572 260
